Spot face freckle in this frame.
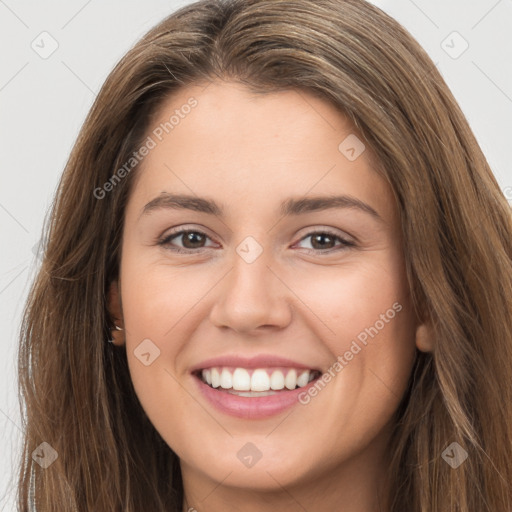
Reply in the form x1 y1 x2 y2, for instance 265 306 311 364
110 79 424 508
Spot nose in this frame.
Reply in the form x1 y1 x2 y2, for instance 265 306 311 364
209 248 292 334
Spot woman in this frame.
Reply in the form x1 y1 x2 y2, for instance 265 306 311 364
17 0 512 510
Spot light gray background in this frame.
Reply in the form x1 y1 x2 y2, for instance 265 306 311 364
1 0 511 509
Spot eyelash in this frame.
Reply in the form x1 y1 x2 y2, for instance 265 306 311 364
157 228 356 255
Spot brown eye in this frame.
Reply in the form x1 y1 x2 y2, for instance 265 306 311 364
296 231 355 253
180 231 207 249
159 229 216 253
310 233 337 250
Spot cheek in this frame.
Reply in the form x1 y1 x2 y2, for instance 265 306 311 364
118 258 190 418
120 255 211 343
118 255 224 438
288 254 416 423
285 252 412 351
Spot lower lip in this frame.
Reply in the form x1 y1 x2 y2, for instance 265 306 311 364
193 373 319 419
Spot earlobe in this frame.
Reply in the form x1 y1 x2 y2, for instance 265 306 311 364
415 323 434 353
107 280 125 346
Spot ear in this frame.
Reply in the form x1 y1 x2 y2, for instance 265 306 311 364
107 280 125 346
415 322 434 353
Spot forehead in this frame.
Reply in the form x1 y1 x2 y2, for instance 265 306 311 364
127 80 396 226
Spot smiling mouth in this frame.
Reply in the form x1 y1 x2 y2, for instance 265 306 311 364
193 367 322 396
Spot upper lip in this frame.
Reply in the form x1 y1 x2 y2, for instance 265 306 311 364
190 354 322 373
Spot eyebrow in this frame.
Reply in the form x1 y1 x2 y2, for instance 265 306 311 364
141 192 383 222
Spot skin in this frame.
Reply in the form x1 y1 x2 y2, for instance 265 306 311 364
108 80 433 512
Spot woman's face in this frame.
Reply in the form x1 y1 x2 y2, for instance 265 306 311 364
111 80 428 507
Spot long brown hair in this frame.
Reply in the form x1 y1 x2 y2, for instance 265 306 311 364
17 0 512 510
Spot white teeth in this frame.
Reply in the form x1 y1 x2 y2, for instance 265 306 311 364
270 370 285 390
220 368 232 389
285 369 297 390
251 369 270 391
200 367 316 392
228 390 278 397
297 370 310 387
211 368 220 388
232 368 251 390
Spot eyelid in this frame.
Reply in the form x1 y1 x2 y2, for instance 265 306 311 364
293 225 355 244
157 225 219 250
292 228 355 252
157 224 356 255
